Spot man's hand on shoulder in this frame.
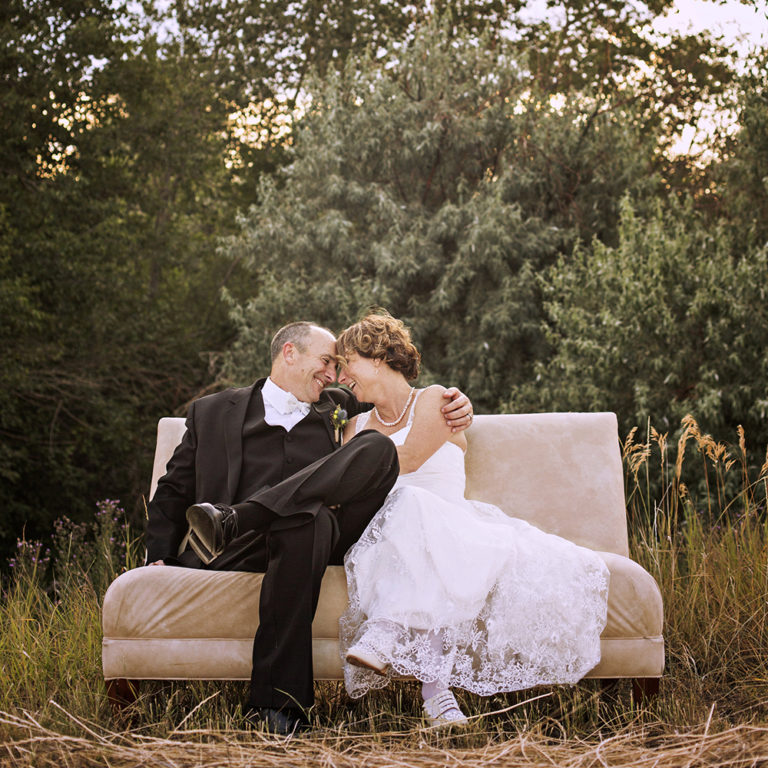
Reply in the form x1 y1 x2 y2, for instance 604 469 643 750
324 383 366 415
441 387 474 433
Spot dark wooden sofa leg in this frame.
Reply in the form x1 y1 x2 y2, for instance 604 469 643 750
106 678 139 711
596 678 620 695
595 677 621 699
632 677 660 704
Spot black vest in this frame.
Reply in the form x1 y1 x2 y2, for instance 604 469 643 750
234 388 337 501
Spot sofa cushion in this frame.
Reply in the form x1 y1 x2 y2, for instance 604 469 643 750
103 555 662 642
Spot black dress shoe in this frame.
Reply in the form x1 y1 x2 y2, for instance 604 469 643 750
244 706 309 736
185 503 239 564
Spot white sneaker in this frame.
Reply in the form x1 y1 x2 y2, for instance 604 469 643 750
345 644 389 675
422 689 469 727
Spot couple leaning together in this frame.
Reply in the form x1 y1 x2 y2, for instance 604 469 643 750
145 313 609 734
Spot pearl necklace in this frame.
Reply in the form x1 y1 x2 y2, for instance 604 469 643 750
373 387 415 427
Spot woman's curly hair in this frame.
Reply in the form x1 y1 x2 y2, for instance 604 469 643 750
336 312 421 381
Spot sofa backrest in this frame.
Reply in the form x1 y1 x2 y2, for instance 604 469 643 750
464 413 628 557
150 417 188 500
150 411 629 558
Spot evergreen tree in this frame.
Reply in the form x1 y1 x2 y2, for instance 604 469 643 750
221 23 660 409
520 196 768 451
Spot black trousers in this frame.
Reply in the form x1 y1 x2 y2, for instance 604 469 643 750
205 430 399 710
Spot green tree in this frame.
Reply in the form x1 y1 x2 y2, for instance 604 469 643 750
220 23 661 409
1 0 138 550
146 0 514 198
717 51 768 252
155 0 736 185
519 196 768 450
0 1 247 557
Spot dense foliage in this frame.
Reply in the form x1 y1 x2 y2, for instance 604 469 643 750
220 27 660 407
221 21 766 455
521 198 768 447
0 0 249 554
2 0 766 560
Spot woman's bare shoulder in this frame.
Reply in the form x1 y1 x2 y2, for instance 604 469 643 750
415 384 448 404
415 385 466 450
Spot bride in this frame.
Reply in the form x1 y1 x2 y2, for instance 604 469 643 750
335 313 610 727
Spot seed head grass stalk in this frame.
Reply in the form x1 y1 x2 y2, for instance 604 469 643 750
2 419 768 765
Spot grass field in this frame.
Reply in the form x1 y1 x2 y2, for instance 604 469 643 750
2 416 768 767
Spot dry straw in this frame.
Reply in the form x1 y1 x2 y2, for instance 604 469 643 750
4 705 768 768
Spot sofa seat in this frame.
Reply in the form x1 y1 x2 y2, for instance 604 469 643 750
102 552 662 681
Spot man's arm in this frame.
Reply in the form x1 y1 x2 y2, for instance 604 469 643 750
441 387 473 433
326 384 473 432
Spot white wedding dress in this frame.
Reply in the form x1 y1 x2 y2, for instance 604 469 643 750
340 392 610 699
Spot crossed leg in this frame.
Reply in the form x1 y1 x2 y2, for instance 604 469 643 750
208 430 399 710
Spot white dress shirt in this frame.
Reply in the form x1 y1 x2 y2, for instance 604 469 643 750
261 377 311 432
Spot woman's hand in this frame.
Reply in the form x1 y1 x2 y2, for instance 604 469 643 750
441 387 474 433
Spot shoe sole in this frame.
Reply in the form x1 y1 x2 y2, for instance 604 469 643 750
424 715 470 729
186 505 222 564
345 651 389 676
186 527 216 565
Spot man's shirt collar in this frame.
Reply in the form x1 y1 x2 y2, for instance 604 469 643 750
262 377 311 417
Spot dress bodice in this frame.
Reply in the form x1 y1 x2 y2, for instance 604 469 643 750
355 392 467 502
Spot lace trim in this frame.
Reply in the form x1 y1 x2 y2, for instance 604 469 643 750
340 490 609 699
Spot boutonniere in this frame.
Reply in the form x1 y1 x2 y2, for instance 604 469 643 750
331 404 348 446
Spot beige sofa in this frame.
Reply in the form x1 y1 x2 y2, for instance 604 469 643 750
102 412 664 704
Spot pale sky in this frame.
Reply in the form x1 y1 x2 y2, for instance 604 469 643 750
653 0 768 57
520 0 767 54
651 0 767 156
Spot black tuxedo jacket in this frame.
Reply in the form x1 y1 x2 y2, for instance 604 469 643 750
144 379 363 564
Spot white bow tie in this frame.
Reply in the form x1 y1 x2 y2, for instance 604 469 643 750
284 394 310 416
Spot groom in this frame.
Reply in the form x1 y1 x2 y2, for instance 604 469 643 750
144 321 472 733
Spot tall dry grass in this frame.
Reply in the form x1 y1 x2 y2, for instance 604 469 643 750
624 416 768 724
2 417 768 766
